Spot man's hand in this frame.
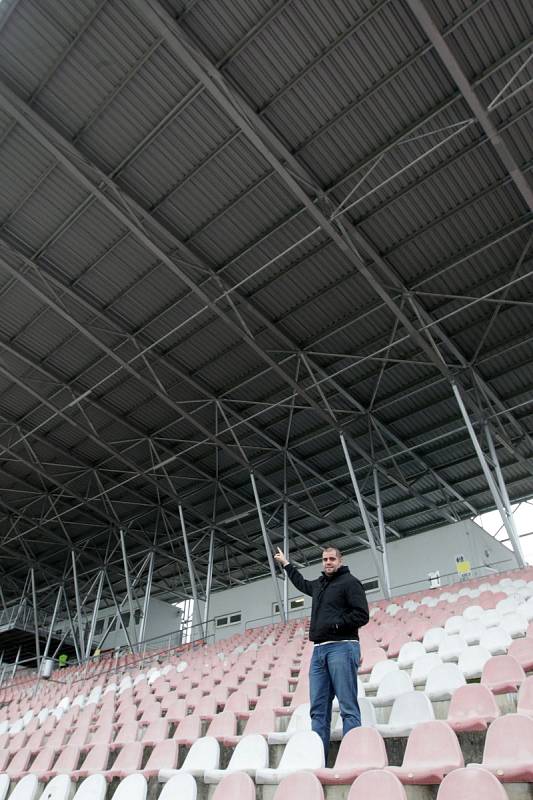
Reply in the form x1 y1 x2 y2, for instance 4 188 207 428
274 547 289 567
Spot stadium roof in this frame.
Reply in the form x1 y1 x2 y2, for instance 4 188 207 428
0 0 531 611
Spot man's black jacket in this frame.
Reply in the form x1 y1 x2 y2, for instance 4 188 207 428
284 563 369 643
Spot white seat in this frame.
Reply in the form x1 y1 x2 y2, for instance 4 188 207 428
37 708 50 725
160 737 220 781
411 653 443 686
463 605 484 621
425 663 466 701
365 659 399 691
72 694 86 709
133 673 147 686
176 661 188 673
500 611 528 638
397 641 426 669
480 609 501 628
444 616 465 635
148 670 162 685
22 711 33 728
358 681 366 698
522 597 533 621
496 597 519 614
72 775 107 800
158 774 197 800
256 731 325 784
268 704 310 745
103 682 117 695
438 635 467 662
204 734 269 783
87 687 102 705
39 775 72 800
113 774 147 800
161 665 174 676
423 627 446 652
8 776 39 800
458 646 492 680
376 691 435 738
386 604 400 616
0 774 9 800
9 719 24 735
57 697 71 712
479 626 512 655
371 670 414 707
118 677 133 694
461 620 485 645
330 697 377 741
469 588 481 598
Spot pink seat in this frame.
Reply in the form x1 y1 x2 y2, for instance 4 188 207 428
348 770 407 800
8 732 28 754
223 691 250 717
111 722 139 750
474 713 533 781
446 684 500 732
223 708 277 747
102 741 143 781
68 722 91 748
359 648 387 674
71 744 110 779
138 739 178 778
273 770 324 799
315 727 388 784
386 721 463 784
164 700 187 724
45 745 81 780
437 766 507 799
481 655 525 694
196 695 218 721
15 747 56 780
140 718 168 747
207 711 238 741
172 714 201 746
85 724 113 749
508 638 533 671
5 748 32 779
387 633 411 659
518 675 533 717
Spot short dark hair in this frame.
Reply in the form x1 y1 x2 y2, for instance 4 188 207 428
322 544 342 559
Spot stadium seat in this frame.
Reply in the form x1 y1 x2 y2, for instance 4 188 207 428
0 775 8 800
204 734 268 783
371 670 413 707
111 722 139 750
172 714 202 746
480 627 512 655
347 769 407 800
438 634 467 662
438 765 507 798
8 775 39 800
470 713 533 780
71 744 109 780
463 604 484 621
446 684 500 732
364 659 398 691
161 736 220 780
256 731 325 783
517 675 533 717
386 720 464 783
138 739 178 778
397 641 425 669
425 663 466 701
500 611 528 638
158 773 197 800
359 647 387 674
481 655 525 693
444 616 464 635
112 774 147 800
314 726 387 783
508 637 533 671
411 653 442 685
273 771 324 799
268 703 310 744
101 741 143 780
422 627 446 652
206 711 238 742
458 645 492 679
375 691 435 737
460 620 484 645
39 774 72 800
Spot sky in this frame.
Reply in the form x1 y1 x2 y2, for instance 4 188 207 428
474 498 533 565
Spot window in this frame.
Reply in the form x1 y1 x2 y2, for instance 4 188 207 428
362 577 380 594
273 596 305 614
216 612 241 628
134 609 142 625
122 612 130 627
95 619 104 636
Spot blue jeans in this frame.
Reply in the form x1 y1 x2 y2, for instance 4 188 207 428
309 640 361 759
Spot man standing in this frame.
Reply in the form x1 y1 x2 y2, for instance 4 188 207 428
274 544 369 758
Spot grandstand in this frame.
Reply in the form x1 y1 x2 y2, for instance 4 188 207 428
0 0 532 797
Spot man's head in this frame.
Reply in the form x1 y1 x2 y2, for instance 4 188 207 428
322 545 343 575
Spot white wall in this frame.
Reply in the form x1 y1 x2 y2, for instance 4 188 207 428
206 520 516 641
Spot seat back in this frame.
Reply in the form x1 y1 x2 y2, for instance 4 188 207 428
425 663 466 699
286 704 311 734
206 711 237 739
273 771 324 799
387 691 435 726
481 654 525 691
143 739 178 772
278 731 325 770
334 727 387 769
517 675 533 715
401 721 463 768
159 773 197 800
411 653 442 685
375 669 413 701
436 765 507 799
482 713 533 764
347 770 406 800
112 774 147 800
8 775 39 800
39 775 72 800
212 771 255 800
242 708 276 736
227 734 269 771
182 736 220 772
447 684 499 724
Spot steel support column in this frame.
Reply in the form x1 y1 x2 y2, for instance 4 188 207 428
119 528 138 646
39 585 63 675
84 570 104 660
203 530 215 633
61 590 82 664
71 552 85 655
30 568 40 669
103 570 134 651
11 646 21 679
373 468 392 599
250 471 286 623
283 501 289 618
485 424 525 564
340 433 387 588
138 551 154 646
452 382 525 568
178 505 203 637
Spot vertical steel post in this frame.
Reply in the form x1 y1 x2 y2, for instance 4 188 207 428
0 583 7 614
250 471 286 623
62 588 82 664
119 528 137 645
178 505 203 638
30 568 41 670
203 530 215 634
138 551 154 646
283 501 289 618
452 382 525 568
11 646 21 679
84 570 105 659
485 424 525 565
39 585 63 674
71 551 85 654
340 433 387 588
104 571 134 651
373 468 392 599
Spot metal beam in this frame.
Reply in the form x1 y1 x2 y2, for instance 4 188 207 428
250 471 286 623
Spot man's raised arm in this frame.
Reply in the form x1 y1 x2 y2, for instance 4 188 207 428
274 547 314 596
